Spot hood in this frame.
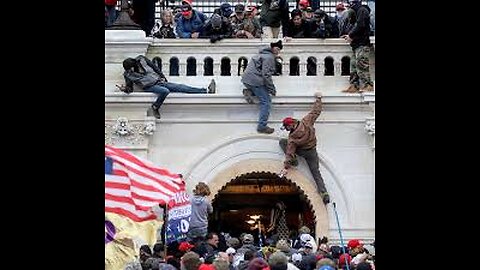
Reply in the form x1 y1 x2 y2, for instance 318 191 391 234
258 46 274 55
351 2 370 13
192 195 206 204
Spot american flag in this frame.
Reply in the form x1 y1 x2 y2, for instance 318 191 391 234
105 145 185 222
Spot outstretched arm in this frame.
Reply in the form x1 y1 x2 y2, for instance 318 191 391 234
302 92 323 126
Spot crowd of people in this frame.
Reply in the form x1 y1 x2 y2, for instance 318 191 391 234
109 4 376 268
130 226 375 270
105 1 375 40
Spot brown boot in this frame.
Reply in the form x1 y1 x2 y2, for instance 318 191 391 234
342 84 359 93
257 126 274 134
359 84 374 92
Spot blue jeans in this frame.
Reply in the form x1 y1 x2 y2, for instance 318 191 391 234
144 82 207 108
244 83 271 129
105 5 117 27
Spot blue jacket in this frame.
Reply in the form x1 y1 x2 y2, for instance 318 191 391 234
176 10 208 38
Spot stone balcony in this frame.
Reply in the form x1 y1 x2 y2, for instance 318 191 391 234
105 30 375 99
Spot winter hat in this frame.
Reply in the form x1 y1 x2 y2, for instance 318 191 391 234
356 262 373 270
226 247 236 255
275 240 290 253
211 14 223 29
270 40 283 50
247 258 269 270
242 234 254 244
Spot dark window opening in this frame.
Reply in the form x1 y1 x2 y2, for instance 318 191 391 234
187 57 197 76
307 57 317 76
169 57 179 76
324 57 334 76
289 57 300 76
221 57 231 76
204 57 214 76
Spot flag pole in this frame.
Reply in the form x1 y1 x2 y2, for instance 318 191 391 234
164 202 168 256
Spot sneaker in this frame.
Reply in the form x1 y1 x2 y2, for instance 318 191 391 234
257 126 274 134
243 88 255 104
207 79 216 94
359 84 374 92
149 105 161 119
321 192 330 204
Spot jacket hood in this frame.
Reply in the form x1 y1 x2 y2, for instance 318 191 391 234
258 46 274 55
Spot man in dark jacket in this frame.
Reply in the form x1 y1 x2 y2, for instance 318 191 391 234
341 0 374 93
309 9 339 38
241 40 283 134
118 55 216 119
260 0 290 38
279 92 330 204
202 13 233 43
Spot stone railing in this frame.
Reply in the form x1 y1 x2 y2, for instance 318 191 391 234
105 30 375 96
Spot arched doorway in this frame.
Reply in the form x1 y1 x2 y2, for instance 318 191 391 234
209 171 316 243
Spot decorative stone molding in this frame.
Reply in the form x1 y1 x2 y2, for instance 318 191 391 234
365 118 375 136
105 117 156 146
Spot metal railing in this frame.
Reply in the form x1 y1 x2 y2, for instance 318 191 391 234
113 0 375 20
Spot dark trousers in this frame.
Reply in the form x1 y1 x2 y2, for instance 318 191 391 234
279 139 327 194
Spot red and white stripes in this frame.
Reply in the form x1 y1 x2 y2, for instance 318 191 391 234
105 145 184 222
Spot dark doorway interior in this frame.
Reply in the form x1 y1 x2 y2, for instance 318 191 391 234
209 172 316 241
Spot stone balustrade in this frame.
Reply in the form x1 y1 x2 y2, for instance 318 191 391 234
105 30 375 96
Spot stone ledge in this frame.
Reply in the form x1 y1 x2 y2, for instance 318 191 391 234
105 93 375 104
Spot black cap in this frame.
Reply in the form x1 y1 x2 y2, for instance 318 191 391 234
235 4 245 13
314 9 326 17
270 40 283 50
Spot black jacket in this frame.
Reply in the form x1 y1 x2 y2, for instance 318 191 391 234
349 4 371 49
309 15 339 38
123 55 167 92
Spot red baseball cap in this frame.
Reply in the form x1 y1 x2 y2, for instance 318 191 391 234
347 239 362 249
282 117 295 127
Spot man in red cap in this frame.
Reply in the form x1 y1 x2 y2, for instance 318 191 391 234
279 91 330 204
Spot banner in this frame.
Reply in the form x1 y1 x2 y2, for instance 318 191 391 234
105 213 163 270
166 191 192 244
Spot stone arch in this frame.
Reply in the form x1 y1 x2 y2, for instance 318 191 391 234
183 135 353 238
211 170 318 235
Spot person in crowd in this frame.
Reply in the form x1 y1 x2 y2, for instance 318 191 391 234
202 13 233 43
302 7 314 22
284 9 311 39
152 9 177 38
188 182 214 241
176 0 208 38
105 0 118 27
231 4 262 38
309 9 339 38
259 0 290 38
341 0 374 93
